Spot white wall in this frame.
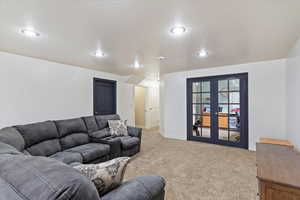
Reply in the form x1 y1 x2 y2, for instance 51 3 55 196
287 38 300 150
0 51 134 127
160 80 165 136
160 59 287 151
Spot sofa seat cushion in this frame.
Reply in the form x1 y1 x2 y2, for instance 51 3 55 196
60 133 90 150
50 151 83 164
119 136 140 150
66 143 110 163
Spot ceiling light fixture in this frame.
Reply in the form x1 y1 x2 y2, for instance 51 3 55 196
94 50 105 58
157 56 166 60
20 28 40 38
198 49 209 58
133 59 140 69
170 26 187 36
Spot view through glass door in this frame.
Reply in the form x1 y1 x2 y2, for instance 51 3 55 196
192 81 212 139
187 73 248 149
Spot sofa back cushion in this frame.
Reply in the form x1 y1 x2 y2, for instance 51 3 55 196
55 118 89 150
82 116 99 133
0 127 25 152
95 114 120 130
15 121 61 156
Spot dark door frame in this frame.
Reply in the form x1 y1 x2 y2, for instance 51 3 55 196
93 78 117 115
186 73 249 149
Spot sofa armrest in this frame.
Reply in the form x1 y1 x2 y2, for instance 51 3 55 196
89 128 111 139
102 175 165 200
127 126 142 139
91 136 122 159
0 154 100 200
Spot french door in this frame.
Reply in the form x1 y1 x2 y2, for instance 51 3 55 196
187 73 248 149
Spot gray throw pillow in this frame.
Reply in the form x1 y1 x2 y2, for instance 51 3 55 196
73 157 130 196
108 120 128 137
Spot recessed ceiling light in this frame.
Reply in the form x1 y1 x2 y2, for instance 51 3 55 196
170 26 187 36
94 50 105 58
198 49 209 58
157 56 166 60
20 28 40 38
133 59 140 69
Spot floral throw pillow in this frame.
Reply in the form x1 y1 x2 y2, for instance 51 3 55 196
73 157 130 196
108 120 128 137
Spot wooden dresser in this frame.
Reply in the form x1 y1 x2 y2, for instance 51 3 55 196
257 138 300 200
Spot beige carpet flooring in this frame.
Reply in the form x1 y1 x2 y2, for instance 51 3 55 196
124 128 258 200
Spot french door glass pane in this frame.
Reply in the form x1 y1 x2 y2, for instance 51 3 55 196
193 94 201 103
218 129 229 141
229 116 239 129
218 116 228 129
201 93 210 103
193 104 202 114
229 104 240 115
193 82 201 92
201 81 210 92
229 131 240 142
193 104 210 114
193 114 201 125
218 80 228 91
229 79 240 91
230 92 240 103
219 104 228 113
202 104 211 113
218 92 228 103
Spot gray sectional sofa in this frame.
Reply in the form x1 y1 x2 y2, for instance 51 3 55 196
0 114 165 200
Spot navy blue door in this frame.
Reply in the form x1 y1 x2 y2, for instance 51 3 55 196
187 73 248 149
93 78 117 115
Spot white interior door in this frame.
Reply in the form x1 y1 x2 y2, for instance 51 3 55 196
134 86 146 127
145 86 160 129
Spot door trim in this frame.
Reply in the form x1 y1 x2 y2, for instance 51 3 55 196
93 78 117 115
186 73 249 149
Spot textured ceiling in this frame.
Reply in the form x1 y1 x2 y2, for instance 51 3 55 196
0 0 300 78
